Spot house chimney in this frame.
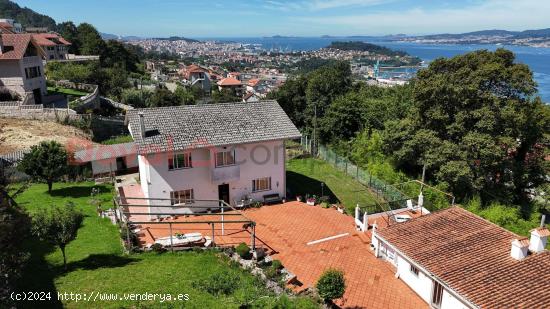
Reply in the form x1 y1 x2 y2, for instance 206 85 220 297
528 226 550 254
138 112 146 138
510 238 529 260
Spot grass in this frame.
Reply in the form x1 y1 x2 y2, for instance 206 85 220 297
286 158 381 213
15 182 319 309
100 135 134 145
47 86 89 97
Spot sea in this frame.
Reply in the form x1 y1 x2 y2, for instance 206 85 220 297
199 36 550 103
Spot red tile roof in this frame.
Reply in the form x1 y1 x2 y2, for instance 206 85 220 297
377 206 550 308
532 226 550 237
217 77 242 86
32 33 71 46
247 78 260 87
0 33 32 60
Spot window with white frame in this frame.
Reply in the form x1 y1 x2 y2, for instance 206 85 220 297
252 177 271 192
168 152 192 170
215 150 235 167
170 189 194 205
410 264 419 276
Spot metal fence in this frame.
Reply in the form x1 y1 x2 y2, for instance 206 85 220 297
298 136 409 203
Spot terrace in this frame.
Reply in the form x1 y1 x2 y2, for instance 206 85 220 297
115 182 428 308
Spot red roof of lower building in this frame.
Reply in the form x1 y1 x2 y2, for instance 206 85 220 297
217 77 242 86
377 206 550 308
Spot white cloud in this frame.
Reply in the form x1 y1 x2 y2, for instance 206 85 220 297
294 0 550 35
308 0 394 10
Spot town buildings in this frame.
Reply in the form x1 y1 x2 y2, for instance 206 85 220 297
124 101 300 217
372 206 550 308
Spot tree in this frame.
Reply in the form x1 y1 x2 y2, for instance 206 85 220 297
267 75 308 128
174 85 196 105
58 21 80 54
18 141 68 193
383 49 550 202
0 165 30 307
316 268 346 303
121 88 152 108
211 88 240 103
148 87 180 107
101 40 140 73
31 203 83 270
76 23 105 55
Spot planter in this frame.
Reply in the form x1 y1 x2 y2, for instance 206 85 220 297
306 201 315 206
296 197 303 202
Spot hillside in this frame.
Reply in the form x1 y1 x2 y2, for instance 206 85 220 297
327 41 409 57
0 0 57 30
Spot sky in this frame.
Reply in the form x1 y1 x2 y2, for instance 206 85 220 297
12 0 550 38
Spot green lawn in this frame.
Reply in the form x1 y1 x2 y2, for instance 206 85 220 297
100 135 134 145
287 158 381 213
47 86 89 97
15 182 319 308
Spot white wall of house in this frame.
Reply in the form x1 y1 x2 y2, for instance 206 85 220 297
90 154 138 175
395 254 434 303
441 289 470 309
0 60 25 95
21 56 47 96
140 139 286 216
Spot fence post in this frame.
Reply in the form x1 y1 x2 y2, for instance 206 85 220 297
169 223 174 253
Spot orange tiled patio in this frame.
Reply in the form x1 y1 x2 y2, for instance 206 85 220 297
124 197 426 308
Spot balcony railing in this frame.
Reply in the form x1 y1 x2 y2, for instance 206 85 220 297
211 164 240 183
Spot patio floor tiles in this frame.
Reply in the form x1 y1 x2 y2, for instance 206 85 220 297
242 203 427 309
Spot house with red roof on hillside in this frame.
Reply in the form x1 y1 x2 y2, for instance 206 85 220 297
32 33 71 60
0 33 47 104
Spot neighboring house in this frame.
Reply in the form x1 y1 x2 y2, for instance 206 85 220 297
372 207 550 309
246 78 261 93
32 33 71 60
0 33 46 104
179 64 211 93
242 91 260 103
0 19 23 33
217 77 243 96
73 142 138 177
124 100 301 216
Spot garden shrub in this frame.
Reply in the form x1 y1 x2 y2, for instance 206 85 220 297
193 270 241 295
316 268 346 302
271 259 283 270
150 243 165 253
236 242 251 259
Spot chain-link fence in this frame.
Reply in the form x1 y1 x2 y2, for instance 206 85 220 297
315 144 408 203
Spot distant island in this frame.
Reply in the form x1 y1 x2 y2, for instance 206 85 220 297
392 28 550 48
326 41 422 66
327 41 409 57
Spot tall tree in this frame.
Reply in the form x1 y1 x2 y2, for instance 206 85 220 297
384 49 550 202
18 141 68 193
31 203 83 270
76 23 105 55
58 21 80 54
0 164 30 307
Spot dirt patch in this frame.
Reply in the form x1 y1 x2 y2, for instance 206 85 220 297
0 118 94 154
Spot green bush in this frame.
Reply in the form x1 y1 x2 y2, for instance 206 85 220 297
236 242 251 259
150 243 165 253
316 268 346 302
193 270 241 295
271 259 283 270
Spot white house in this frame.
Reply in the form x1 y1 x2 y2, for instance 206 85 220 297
372 206 550 309
73 142 139 177
124 100 301 217
0 33 47 104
